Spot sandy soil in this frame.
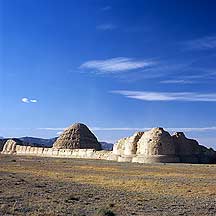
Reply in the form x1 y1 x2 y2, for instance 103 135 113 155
0 154 216 216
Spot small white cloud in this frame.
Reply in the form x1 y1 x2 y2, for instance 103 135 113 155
112 90 216 102
21 97 38 103
30 99 37 103
56 131 63 135
80 57 155 74
96 24 116 31
21 98 30 103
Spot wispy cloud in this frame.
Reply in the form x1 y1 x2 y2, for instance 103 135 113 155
37 126 216 132
101 6 111 11
160 79 196 84
184 36 216 50
37 128 65 131
96 24 117 31
80 56 215 83
167 127 216 132
173 68 216 83
21 97 38 103
91 127 150 131
93 126 216 132
80 57 156 74
112 90 216 102
37 127 149 131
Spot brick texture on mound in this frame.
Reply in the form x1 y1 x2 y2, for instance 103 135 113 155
53 123 101 150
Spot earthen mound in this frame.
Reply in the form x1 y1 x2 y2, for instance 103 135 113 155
53 123 101 150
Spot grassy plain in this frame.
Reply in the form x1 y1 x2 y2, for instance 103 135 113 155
0 154 216 215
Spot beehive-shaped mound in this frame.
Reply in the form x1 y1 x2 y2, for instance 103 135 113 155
136 127 176 155
53 123 101 150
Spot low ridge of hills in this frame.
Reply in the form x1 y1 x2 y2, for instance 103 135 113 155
100 142 114 150
19 137 58 147
0 137 57 148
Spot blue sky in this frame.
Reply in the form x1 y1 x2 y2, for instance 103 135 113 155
1 0 216 148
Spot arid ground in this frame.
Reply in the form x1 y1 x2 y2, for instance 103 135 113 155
0 154 216 216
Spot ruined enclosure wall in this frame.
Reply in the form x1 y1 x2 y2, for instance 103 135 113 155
2 140 17 154
1 123 216 164
1 133 216 164
1 143 115 161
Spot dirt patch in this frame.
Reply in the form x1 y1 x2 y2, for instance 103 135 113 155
0 154 216 215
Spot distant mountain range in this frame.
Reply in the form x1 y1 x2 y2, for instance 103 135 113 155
100 142 114 150
0 136 113 150
19 137 58 147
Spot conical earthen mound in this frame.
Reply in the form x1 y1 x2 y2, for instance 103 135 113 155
53 123 101 150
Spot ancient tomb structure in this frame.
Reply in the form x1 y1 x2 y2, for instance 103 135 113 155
1 123 112 160
1 124 216 164
2 140 113 160
1 139 24 154
113 127 216 163
53 123 101 150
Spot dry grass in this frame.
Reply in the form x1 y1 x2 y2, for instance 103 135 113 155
0 155 216 215
0 156 215 197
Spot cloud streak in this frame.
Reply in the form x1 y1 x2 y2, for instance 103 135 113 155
101 6 111 11
21 97 38 103
37 126 216 132
96 24 116 31
160 79 196 84
112 90 216 102
80 57 156 74
37 128 65 131
80 56 215 84
92 126 216 132
184 36 216 50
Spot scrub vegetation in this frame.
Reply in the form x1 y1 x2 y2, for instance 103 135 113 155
0 155 215 215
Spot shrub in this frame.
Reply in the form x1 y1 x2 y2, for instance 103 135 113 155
95 208 116 216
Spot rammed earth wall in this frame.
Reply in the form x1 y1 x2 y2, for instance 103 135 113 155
1 126 216 164
1 143 117 161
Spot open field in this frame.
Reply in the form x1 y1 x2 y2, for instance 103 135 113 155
0 154 216 216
